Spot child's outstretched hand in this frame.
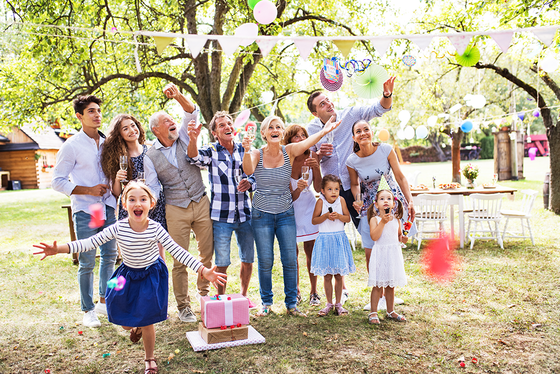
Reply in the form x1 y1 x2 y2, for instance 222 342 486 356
33 241 60 260
202 265 227 289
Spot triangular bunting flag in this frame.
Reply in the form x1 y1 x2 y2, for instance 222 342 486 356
409 35 433 51
370 37 393 57
256 39 277 58
533 26 559 46
448 34 472 55
217 37 240 56
293 38 317 61
153 36 175 55
490 31 514 53
186 36 208 58
333 40 355 58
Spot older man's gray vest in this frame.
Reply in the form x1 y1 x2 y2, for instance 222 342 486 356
146 138 205 209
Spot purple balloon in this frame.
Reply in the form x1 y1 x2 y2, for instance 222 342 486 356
533 109 540 117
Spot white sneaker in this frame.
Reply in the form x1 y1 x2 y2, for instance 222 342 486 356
178 307 197 323
394 297 404 305
94 302 107 316
363 303 371 311
83 310 101 328
341 289 349 305
377 296 387 311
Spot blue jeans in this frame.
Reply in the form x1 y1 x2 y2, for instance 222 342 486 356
251 207 298 309
73 206 117 312
212 220 255 267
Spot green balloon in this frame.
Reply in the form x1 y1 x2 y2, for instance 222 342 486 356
248 0 262 9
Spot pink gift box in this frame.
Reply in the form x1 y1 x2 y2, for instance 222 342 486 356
200 294 249 329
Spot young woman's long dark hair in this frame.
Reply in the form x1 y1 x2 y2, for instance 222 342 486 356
100 114 146 183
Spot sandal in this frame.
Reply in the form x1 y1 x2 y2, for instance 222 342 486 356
386 311 406 322
334 303 348 316
318 302 334 316
144 358 158 374
368 312 380 324
257 305 271 317
130 327 142 343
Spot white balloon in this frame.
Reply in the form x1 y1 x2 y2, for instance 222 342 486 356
416 125 429 139
398 110 411 123
540 55 559 73
427 115 438 127
234 23 258 47
404 125 415 140
397 129 406 140
471 95 486 109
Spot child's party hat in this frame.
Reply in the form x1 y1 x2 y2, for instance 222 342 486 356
377 174 391 192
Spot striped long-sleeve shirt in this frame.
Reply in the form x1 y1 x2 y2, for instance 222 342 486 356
68 219 203 271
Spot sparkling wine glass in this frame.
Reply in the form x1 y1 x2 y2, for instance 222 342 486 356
245 127 256 154
355 192 364 219
137 172 146 184
325 131 334 144
119 155 128 182
301 166 310 193
234 169 243 193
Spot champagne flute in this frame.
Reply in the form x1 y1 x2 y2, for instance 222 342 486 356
492 173 498 186
245 126 256 154
137 172 146 184
233 169 243 194
355 192 364 219
301 166 310 193
325 131 334 144
119 155 128 183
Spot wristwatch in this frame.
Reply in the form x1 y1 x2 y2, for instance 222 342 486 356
383 91 392 98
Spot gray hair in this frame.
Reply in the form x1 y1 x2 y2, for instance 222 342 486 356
149 111 167 132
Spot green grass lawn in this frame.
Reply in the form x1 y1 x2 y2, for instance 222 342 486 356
1 160 559 373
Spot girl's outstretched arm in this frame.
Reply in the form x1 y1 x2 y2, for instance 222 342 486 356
33 241 70 260
199 265 228 290
286 116 341 159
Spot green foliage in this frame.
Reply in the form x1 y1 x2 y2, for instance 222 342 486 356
480 135 494 159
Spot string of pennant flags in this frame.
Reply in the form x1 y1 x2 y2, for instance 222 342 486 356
2 21 558 62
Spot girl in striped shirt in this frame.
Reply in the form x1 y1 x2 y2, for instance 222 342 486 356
34 181 226 374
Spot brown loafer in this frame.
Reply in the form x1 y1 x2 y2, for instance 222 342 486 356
130 327 142 343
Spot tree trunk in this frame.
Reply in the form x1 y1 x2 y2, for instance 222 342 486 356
427 133 447 161
452 130 464 183
547 121 560 213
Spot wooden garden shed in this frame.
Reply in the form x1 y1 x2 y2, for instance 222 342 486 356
0 125 65 189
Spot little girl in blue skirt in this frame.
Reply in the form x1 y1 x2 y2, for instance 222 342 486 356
34 182 226 374
311 174 355 316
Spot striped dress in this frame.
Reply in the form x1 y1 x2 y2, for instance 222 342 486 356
68 219 203 326
252 145 292 214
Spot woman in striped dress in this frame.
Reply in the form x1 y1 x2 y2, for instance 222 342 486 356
242 115 339 317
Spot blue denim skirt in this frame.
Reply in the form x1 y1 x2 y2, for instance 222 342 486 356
106 257 168 327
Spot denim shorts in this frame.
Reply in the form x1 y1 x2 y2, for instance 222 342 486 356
212 220 255 267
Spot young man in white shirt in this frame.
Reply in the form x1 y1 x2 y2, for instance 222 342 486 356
52 95 118 328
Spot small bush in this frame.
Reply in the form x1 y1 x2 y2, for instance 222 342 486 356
480 136 494 159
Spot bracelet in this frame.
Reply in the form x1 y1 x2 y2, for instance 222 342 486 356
383 91 392 98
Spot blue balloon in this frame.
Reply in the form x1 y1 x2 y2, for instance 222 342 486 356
460 120 473 133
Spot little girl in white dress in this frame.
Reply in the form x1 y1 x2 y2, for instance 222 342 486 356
367 188 408 324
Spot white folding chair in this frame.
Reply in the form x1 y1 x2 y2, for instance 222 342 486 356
407 170 421 187
466 193 504 249
413 193 450 250
501 189 538 245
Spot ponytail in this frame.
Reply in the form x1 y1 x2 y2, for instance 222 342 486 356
353 141 360 153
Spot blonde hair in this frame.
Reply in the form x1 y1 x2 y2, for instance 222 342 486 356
122 181 158 206
260 115 284 142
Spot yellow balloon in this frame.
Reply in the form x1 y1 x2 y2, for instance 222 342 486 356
378 129 390 142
